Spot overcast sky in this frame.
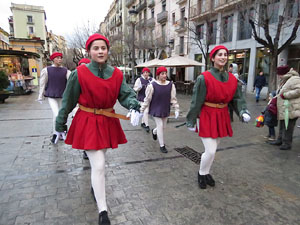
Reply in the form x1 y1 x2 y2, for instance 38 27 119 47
0 0 113 36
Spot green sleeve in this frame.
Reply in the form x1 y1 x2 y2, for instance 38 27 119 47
118 75 140 111
230 85 250 118
186 75 206 127
55 70 81 132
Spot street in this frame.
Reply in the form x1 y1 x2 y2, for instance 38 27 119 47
0 90 299 225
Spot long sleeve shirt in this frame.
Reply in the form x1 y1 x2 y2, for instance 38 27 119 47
38 64 71 100
140 80 179 113
186 67 249 127
55 61 140 132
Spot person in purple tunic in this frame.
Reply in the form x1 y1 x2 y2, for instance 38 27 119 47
133 67 153 132
140 66 179 153
37 52 71 143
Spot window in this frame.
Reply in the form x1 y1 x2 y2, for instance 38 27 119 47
211 0 219 9
196 24 204 39
200 0 206 13
209 20 217 44
172 12 176 25
28 26 34 34
162 0 166 11
180 36 184 54
27 15 33 23
288 0 300 18
221 14 233 43
151 8 154 18
238 9 254 40
268 0 280 23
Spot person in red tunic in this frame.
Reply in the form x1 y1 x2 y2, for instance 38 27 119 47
55 34 141 225
186 45 251 189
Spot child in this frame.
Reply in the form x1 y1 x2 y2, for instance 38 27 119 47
262 91 278 141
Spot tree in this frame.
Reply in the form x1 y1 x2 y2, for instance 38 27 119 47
66 21 98 66
239 0 300 91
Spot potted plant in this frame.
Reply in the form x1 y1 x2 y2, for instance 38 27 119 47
0 70 10 103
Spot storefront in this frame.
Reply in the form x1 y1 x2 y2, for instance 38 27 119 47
228 49 250 83
255 47 271 85
287 44 300 72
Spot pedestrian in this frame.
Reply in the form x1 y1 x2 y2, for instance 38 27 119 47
55 33 141 225
74 58 91 160
262 91 278 141
228 63 239 121
269 65 300 150
140 66 180 153
186 45 251 189
37 52 71 143
253 71 266 103
133 67 153 132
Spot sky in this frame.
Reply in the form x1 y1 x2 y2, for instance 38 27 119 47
0 0 113 37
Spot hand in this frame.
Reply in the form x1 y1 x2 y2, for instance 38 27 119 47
54 131 66 144
242 113 251 123
188 127 196 132
175 111 179 119
127 109 141 126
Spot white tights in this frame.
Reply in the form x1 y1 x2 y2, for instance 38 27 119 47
153 117 168 147
85 149 107 213
142 106 150 126
199 138 220 175
48 97 62 134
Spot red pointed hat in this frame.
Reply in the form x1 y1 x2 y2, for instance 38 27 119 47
50 52 63 60
78 58 91 66
86 33 110 51
156 66 167 76
209 45 229 60
142 67 150 73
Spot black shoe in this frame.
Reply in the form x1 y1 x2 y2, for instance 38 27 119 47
141 123 146 128
198 173 206 189
91 187 96 202
256 99 259 103
279 144 291 150
160 145 168 153
50 134 57 144
98 211 111 225
205 174 215 187
83 151 89 160
269 140 282 146
145 126 150 133
152 129 157 140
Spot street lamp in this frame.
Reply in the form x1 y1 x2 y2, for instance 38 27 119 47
129 8 138 84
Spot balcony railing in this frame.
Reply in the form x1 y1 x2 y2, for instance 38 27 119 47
125 0 135 8
148 0 155 8
156 36 167 47
116 16 122 26
136 0 147 13
147 17 155 27
157 11 168 24
175 18 187 33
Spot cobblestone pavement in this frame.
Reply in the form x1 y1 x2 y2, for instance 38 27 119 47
0 89 299 225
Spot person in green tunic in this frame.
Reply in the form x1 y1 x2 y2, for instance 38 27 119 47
186 45 250 189
55 34 140 225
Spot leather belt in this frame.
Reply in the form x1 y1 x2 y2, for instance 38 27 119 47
79 104 129 120
204 102 228 108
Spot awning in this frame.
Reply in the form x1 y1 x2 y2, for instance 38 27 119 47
156 55 204 67
0 49 40 58
135 58 162 68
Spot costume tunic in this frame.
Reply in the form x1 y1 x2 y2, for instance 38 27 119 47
187 67 249 138
199 71 237 138
56 61 140 150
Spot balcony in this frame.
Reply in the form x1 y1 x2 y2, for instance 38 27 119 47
125 0 135 8
116 16 122 26
175 18 187 33
176 0 187 4
136 0 147 13
136 20 146 30
157 11 168 24
147 17 155 27
156 36 167 47
148 0 155 8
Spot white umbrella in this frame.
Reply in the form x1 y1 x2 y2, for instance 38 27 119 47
117 66 132 71
156 55 204 67
135 58 162 68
